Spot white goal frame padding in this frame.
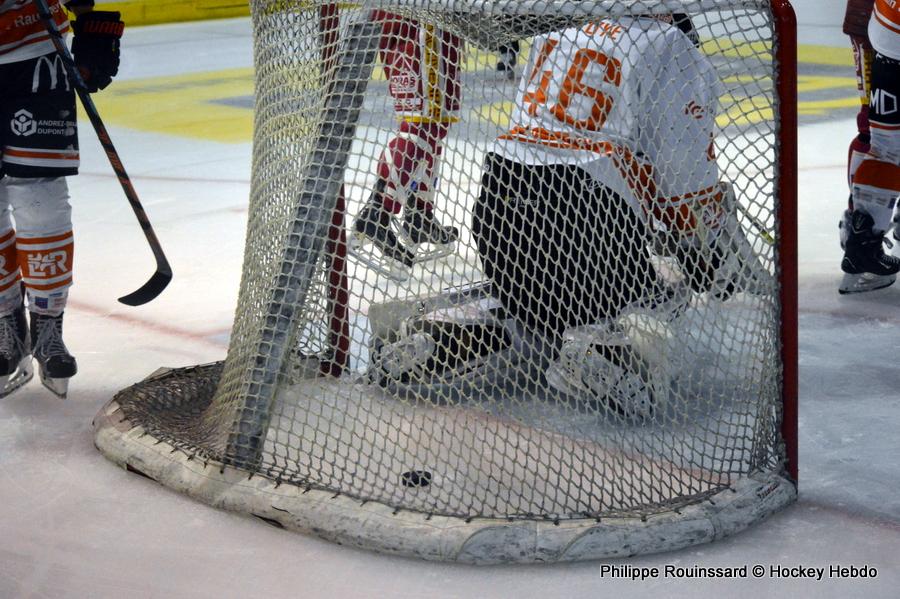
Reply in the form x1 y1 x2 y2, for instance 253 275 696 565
95 396 796 563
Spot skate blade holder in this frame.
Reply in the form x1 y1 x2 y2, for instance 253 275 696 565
410 241 456 264
838 271 897 295
0 355 35 399
39 369 70 399
348 232 415 283
397 224 458 270
348 232 458 283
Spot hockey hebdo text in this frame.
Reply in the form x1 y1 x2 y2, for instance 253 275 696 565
596 563 878 581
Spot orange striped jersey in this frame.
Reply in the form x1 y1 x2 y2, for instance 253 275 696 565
870 0 900 58
0 0 69 65
493 17 721 235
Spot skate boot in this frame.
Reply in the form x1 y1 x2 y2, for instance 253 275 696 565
350 181 416 281
839 210 900 294
30 312 77 398
400 205 459 265
890 212 900 260
0 306 33 398
838 207 851 250
402 207 459 246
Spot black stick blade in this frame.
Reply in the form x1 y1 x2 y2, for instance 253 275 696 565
118 269 173 306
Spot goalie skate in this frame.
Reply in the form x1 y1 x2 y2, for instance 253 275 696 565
546 299 678 420
0 308 33 399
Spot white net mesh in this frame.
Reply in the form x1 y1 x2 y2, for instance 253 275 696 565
96 0 797 561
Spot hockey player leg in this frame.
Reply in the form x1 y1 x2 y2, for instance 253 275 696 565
546 304 678 421
840 210 900 294
659 182 772 299
394 129 458 262
842 51 900 293
0 232 32 399
838 49 900 298
496 41 519 80
711 181 774 298
6 177 77 396
350 178 416 281
868 50 900 261
0 304 34 399
0 184 32 398
839 160 900 294
350 128 458 280
367 282 532 403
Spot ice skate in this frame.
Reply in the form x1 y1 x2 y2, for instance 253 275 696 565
30 312 77 399
838 210 900 294
888 212 900 261
400 204 459 263
350 180 416 281
0 307 33 399
545 318 670 421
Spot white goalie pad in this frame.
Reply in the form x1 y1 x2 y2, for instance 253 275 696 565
367 283 551 401
545 309 677 421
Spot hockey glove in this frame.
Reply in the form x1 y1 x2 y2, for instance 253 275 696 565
71 11 124 92
670 182 773 300
675 241 730 297
672 13 700 48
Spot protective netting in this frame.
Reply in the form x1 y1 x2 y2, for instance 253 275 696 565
96 0 797 561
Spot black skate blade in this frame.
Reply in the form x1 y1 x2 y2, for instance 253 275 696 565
0 357 35 399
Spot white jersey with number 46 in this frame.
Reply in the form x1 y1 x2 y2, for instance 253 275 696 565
493 17 723 238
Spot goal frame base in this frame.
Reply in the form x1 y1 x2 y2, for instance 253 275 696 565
94 375 796 564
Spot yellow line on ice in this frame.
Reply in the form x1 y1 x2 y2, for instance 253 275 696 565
84 68 254 143
84 45 858 143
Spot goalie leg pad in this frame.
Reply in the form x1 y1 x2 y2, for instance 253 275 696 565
546 312 675 421
368 287 535 404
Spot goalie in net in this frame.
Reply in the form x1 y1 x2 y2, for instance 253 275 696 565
373 11 769 418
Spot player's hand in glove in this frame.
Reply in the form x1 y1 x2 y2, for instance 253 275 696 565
71 11 124 92
675 241 735 299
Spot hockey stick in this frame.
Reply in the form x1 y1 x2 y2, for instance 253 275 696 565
735 201 776 245
35 0 172 306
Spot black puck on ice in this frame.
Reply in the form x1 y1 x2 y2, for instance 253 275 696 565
400 470 433 488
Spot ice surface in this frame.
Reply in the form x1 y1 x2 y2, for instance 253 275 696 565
1 8 899 599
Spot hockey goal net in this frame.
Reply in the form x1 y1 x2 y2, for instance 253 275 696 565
95 0 797 562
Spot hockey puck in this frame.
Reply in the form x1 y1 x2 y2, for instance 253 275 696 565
400 470 433 488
